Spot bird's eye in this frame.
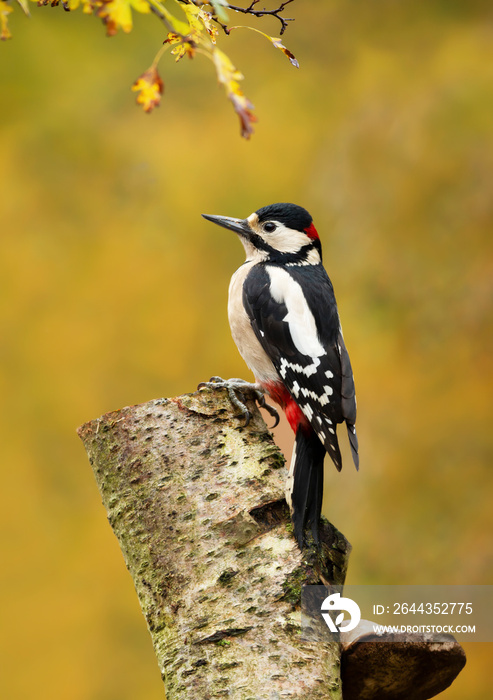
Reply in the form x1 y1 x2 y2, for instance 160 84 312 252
263 222 277 233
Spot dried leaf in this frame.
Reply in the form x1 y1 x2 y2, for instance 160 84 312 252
212 47 257 139
166 31 196 61
230 91 257 139
0 0 12 40
132 65 164 112
271 37 299 68
230 25 299 68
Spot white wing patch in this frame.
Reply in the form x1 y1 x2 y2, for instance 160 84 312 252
262 265 344 462
298 384 333 407
267 266 325 358
280 356 321 379
267 265 336 414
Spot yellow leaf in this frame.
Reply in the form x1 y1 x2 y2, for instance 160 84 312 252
15 0 30 16
180 1 217 42
81 0 97 14
166 31 196 61
179 1 202 32
130 0 147 11
212 46 243 85
64 0 96 12
0 0 12 40
131 65 164 113
97 0 149 36
149 0 190 36
212 47 257 139
164 2 216 61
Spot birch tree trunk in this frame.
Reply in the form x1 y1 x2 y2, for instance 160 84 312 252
78 388 351 699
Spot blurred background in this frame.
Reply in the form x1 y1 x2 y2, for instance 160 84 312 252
1 1 492 697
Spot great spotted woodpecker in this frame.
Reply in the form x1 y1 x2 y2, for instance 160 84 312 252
201 203 359 548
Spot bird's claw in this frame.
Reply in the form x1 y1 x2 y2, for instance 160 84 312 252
197 376 279 429
258 396 280 429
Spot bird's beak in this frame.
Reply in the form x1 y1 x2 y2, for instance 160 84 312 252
202 214 251 238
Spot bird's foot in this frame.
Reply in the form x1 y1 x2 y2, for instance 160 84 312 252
197 376 279 428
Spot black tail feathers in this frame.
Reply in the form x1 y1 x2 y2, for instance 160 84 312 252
289 427 326 549
346 421 359 470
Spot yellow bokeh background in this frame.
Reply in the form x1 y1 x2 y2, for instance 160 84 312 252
1 2 492 698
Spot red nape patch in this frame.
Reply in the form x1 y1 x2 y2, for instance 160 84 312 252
262 381 310 434
304 222 319 240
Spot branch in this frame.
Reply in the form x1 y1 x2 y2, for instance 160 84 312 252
224 1 295 35
148 3 176 34
78 388 350 699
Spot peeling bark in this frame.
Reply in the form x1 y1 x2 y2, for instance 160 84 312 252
78 388 351 699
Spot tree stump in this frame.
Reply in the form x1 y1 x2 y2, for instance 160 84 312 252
78 388 466 699
78 388 351 699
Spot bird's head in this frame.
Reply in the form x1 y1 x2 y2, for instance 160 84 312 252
202 202 322 265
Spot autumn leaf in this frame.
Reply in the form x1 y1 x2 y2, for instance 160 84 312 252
148 0 190 35
0 1 13 40
166 32 196 61
36 0 66 7
179 1 203 34
230 25 299 68
165 2 217 61
270 37 299 68
15 0 30 15
229 91 257 139
66 0 98 13
97 0 149 36
39 0 96 11
132 65 164 113
212 47 257 139
180 1 217 42
4 0 299 138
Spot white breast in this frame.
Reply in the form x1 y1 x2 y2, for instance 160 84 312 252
228 262 279 384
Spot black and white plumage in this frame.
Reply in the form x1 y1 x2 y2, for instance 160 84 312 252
202 203 359 548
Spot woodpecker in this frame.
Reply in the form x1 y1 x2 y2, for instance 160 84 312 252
201 203 359 548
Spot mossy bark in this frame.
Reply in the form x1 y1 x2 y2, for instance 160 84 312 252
78 388 351 699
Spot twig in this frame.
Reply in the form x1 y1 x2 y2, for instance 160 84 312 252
223 1 295 35
148 0 183 35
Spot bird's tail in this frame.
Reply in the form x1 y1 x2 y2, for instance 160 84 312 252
285 426 326 549
346 421 359 470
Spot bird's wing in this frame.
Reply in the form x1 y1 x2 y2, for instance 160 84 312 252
243 263 358 469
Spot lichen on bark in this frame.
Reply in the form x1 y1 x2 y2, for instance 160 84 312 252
78 388 351 699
